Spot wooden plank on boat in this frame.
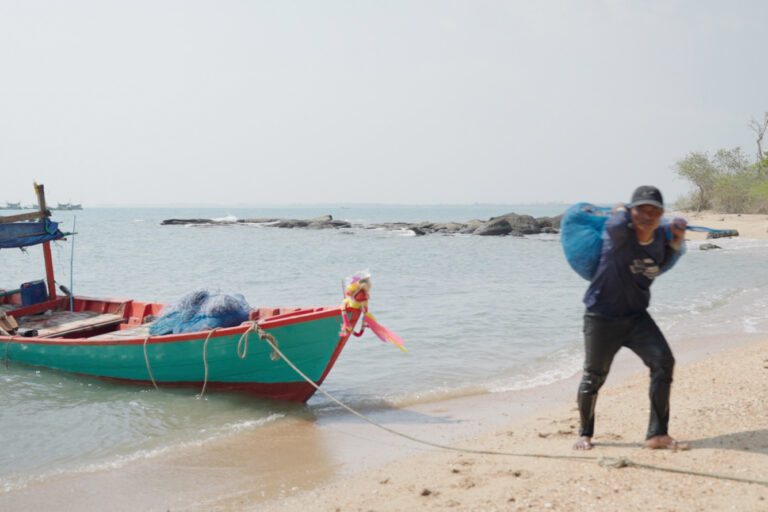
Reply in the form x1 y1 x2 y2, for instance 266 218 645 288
89 323 153 340
16 310 124 338
0 311 19 332
0 210 52 224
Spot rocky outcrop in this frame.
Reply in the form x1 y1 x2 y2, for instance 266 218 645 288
706 229 739 239
474 218 516 236
161 212 564 237
161 215 352 229
257 215 353 229
161 218 218 225
699 243 722 250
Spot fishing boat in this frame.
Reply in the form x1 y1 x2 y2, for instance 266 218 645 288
0 184 386 402
54 202 83 210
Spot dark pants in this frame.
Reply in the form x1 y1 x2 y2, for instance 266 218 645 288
577 311 675 440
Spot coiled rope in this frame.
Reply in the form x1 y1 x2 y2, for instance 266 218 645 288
236 322 258 359
253 325 768 488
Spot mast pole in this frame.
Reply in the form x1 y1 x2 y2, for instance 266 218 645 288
34 183 57 300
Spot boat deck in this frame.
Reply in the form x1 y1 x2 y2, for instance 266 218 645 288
15 310 124 338
90 323 152 340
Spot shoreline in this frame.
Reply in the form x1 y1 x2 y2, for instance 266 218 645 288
675 210 768 240
2 327 766 511
262 335 768 512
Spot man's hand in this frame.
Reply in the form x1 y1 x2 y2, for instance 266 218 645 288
669 217 687 249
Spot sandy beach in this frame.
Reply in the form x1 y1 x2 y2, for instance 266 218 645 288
263 337 768 512
2 212 767 512
675 210 768 240
254 212 768 511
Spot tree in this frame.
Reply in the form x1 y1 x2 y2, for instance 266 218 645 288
712 147 750 175
673 152 721 211
748 112 768 176
748 181 768 213
708 148 754 212
674 112 768 213
712 173 753 213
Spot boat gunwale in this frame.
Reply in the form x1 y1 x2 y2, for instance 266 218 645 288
1 304 348 346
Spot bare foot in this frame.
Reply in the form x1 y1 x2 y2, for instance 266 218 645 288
645 435 690 451
573 436 593 450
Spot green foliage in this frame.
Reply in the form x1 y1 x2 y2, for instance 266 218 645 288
756 153 768 177
673 152 720 211
713 147 750 174
674 147 768 213
748 181 768 213
711 172 754 213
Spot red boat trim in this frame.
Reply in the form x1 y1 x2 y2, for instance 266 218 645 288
93 376 326 402
4 305 347 346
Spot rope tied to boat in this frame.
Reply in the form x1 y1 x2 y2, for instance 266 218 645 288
198 328 218 399
236 322 256 359
4 336 13 369
257 330 768 489
141 323 276 397
237 321 279 361
142 335 160 392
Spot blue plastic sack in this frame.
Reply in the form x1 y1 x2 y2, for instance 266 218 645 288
149 290 251 335
560 203 685 281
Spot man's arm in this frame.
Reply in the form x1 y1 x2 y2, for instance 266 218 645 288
660 217 688 270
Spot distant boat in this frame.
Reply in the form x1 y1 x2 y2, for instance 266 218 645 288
54 202 83 210
0 202 22 210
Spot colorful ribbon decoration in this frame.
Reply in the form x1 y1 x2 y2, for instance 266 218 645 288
341 274 407 353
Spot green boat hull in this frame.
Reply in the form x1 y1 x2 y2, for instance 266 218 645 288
2 306 356 402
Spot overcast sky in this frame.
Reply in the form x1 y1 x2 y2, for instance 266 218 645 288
1 1 766 207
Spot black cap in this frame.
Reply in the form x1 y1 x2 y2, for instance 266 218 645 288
629 186 664 209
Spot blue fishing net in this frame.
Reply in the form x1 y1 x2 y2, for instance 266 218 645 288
561 203 611 280
149 289 251 335
560 203 686 281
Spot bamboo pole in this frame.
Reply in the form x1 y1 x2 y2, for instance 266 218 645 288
34 182 57 300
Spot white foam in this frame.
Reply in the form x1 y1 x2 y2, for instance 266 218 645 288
211 215 238 223
488 349 582 393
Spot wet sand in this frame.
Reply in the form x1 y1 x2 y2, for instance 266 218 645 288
2 212 767 511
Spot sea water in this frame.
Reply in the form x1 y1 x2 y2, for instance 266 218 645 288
2 204 768 492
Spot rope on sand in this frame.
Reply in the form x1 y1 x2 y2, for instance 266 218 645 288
257 327 768 488
598 456 768 486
